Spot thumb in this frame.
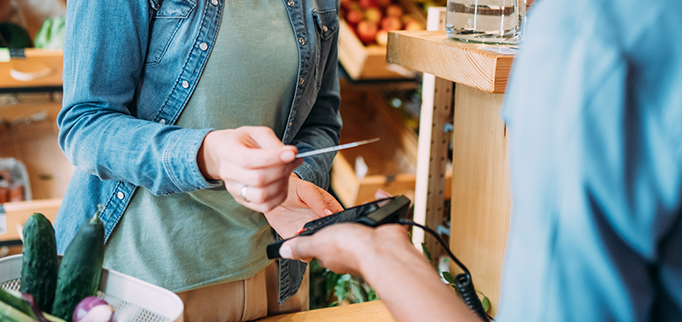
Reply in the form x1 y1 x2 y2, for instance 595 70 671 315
295 180 338 218
280 238 313 263
231 127 298 167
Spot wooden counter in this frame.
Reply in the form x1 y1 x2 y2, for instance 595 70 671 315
257 301 393 322
386 30 513 94
387 29 514 316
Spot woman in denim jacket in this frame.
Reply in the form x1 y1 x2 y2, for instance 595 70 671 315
54 0 343 320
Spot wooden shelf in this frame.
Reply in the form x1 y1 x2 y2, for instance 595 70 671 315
1 50 69 244
0 49 63 93
256 301 393 322
386 31 514 94
1 199 61 244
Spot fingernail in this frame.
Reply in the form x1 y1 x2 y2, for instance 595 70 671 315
324 209 333 216
279 244 293 259
280 150 295 162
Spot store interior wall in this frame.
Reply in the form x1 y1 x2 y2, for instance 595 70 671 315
0 0 66 38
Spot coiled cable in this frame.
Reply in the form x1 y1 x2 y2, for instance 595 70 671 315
397 219 491 322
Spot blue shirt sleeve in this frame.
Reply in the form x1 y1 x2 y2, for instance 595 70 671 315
497 0 682 320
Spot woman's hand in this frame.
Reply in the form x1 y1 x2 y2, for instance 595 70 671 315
263 173 344 238
197 126 303 213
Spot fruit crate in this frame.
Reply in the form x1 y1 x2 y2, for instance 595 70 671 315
338 0 426 80
0 255 184 322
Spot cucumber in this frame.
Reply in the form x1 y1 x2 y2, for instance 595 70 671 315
0 288 37 320
0 289 67 322
51 208 105 321
20 212 58 313
0 298 36 322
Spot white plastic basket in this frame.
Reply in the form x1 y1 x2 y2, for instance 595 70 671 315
0 255 184 322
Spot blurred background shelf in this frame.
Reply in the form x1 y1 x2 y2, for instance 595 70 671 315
0 49 69 248
331 79 452 208
0 49 63 93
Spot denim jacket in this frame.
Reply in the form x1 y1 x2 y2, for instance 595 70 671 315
54 0 341 303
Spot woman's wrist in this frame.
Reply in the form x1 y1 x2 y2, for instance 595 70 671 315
197 130 221 180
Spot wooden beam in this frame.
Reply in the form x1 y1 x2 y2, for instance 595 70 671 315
449 84 510 316
386 31 514 94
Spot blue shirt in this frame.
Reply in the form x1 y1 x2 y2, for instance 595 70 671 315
498 0 682 321
55 0 342 303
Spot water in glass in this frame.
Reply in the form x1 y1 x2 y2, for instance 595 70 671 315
445 0 525 45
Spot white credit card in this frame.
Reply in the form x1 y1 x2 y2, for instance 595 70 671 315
295 138 380 158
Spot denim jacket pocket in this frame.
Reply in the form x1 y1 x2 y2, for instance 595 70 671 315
312 8 339 90
145 0 196 65
313 9 339 40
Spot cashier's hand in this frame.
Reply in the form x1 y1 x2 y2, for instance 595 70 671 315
197 126 303 213
279 223 410 276
263 173 344 238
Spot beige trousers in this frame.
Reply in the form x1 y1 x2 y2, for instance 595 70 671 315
177 262 309 322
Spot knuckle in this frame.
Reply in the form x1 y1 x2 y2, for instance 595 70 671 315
252 173 267 187
233 153 248 166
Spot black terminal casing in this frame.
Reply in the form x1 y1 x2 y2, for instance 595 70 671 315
266 195 411 259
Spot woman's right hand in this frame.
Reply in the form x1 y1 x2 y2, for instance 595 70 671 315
197 126 303 213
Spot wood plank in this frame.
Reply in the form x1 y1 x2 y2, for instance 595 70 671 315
257 301 394 322
0 49 63 91
386 31 514 94
412 76 453 263
449 84 510 317
1 198 61 242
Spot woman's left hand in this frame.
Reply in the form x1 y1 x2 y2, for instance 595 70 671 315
263 173 344 238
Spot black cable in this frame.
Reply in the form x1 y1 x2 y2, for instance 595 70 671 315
398 219 491 322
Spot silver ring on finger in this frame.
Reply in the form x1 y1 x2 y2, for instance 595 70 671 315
240 185 250 203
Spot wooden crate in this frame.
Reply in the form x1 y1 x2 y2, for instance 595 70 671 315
338 0 426 80
331 81 451 207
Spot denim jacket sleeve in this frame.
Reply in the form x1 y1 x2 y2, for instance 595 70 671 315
58 0 216 196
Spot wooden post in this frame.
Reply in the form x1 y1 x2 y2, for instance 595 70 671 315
449 84 510 316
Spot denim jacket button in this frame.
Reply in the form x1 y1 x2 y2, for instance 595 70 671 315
298 38 305 45
299 78 305 85
322 25 328 32
199 42 208 51
211 0 218 5
182 81 190 88
117 192 125 200
287 0 294 6
159 119 166 125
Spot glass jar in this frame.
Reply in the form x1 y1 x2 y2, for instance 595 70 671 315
445 0 526 45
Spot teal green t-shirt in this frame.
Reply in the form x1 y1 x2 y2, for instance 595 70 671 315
103 0 298 292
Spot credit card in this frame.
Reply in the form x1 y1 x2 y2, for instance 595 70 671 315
295 137 380 158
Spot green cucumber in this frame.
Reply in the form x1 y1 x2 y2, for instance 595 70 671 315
0 288 37 320
0 298 36 322
20 212 59 313
51 207 105 321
